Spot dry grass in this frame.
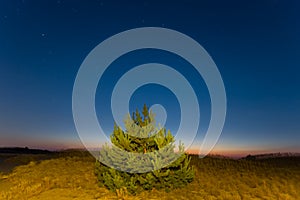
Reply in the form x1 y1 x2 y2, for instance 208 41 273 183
0 152 299 199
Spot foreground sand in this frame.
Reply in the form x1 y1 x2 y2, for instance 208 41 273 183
0 151 299 199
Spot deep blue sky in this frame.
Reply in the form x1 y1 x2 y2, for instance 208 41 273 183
0 0 299 155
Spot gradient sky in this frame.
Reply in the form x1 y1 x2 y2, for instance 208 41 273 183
0 0 299 156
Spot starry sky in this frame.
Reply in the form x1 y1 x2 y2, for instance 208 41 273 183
0 0 299 156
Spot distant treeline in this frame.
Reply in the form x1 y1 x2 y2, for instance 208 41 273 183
243 152 300 160
0 147 52 154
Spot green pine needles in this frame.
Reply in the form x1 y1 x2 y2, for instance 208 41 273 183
95 104 194 194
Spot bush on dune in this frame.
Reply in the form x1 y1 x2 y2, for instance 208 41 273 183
95 105 195 194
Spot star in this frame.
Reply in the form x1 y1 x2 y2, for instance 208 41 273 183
72 7 78 13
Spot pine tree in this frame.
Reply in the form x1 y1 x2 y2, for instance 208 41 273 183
95 104 194 194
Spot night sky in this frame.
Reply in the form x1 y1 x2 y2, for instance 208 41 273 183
0 0 299 156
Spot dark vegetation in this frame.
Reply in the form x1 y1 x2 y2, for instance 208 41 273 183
0 147 52 155
95 105 194 194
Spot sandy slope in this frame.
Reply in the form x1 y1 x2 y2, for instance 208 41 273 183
0 152 299 200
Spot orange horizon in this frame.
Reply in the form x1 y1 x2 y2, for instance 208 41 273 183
1 144 299 159
1 138 299 158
